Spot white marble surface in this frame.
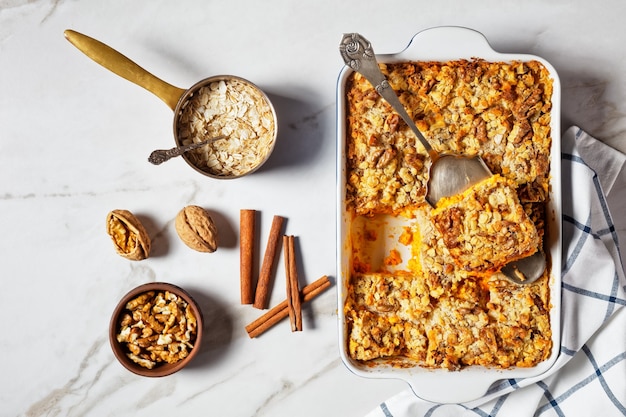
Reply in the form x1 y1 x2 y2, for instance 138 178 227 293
2 1 626 416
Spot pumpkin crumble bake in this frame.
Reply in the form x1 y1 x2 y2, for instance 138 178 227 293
343 59 554 370
430 174 540 275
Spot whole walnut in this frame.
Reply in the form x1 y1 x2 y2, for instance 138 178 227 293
106 209 151 260
175 205 218 252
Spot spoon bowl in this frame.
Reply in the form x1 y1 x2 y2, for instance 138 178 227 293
501 251 547 285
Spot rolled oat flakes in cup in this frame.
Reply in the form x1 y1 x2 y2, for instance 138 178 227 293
174 75 278 178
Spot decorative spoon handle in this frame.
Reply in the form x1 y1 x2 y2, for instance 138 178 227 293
339 33 437 161
148 136 226 165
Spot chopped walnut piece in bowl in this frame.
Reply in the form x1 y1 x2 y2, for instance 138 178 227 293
109 282 203 377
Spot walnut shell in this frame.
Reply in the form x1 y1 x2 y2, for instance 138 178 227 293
175 205 218 253
106 209 151 260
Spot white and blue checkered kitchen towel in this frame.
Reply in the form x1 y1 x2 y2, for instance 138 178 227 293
366 126 626 417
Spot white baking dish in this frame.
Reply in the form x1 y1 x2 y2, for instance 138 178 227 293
336 26 562 404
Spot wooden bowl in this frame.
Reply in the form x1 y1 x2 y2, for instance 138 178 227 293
109 282 203 377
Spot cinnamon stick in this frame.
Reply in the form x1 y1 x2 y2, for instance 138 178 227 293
246 275 331 338
239 209 256 305
283 235 295 329
253 215 285 309
286 235 302 331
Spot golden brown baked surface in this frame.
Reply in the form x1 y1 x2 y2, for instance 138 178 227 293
343 59 553 370
345 59 553 216
346 271 552 369
430 174 541 274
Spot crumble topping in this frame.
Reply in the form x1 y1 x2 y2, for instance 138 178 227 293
344 59 553 370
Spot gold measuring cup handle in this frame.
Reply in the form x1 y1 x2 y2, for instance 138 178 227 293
64 29 186 111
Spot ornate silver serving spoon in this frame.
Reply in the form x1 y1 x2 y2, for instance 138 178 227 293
339 33 546 284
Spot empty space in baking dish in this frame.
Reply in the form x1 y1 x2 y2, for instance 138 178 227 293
349 214 414 273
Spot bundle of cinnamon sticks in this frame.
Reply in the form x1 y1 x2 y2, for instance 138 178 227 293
239 209 331 338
